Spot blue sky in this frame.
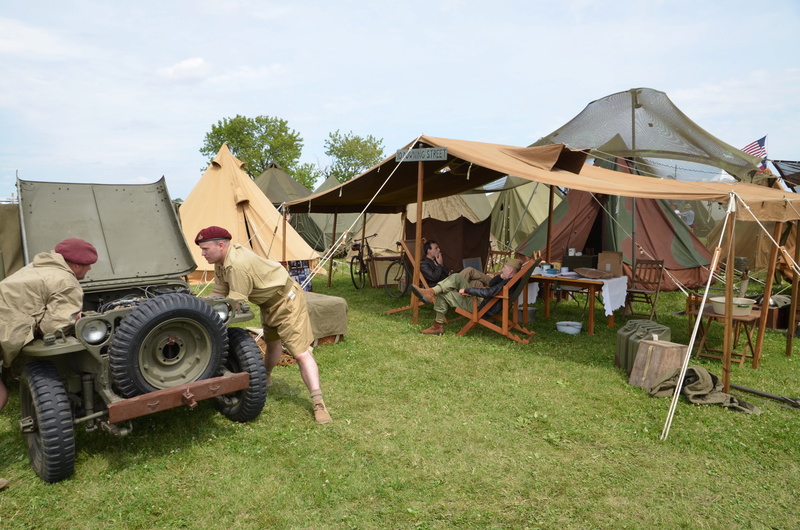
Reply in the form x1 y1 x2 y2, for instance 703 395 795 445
1 0 798 200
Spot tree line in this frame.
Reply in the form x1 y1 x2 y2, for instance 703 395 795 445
200 115 385 189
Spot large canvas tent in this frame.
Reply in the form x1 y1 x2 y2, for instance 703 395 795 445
253 163 327 251
180 143 319 283
532 87 765 181
516 189 713 290
285 136 800 221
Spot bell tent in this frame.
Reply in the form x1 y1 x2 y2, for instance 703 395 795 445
179 143 319 283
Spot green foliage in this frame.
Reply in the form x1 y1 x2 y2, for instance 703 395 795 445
200 115 303 176
292 162 324 191
3 276 800 528
324 130 385 183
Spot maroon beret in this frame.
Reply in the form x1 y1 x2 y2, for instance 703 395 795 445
54 238 98 265
195 226 232 245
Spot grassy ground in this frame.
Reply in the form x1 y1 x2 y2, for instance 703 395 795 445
1 269 800 528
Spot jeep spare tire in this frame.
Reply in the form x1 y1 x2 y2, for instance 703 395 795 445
109 293 228 398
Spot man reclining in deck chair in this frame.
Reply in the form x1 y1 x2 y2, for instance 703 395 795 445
411 258 523 336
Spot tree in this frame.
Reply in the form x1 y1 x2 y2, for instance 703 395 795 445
293 162 324 190
324 130 385 183
200 115 303 177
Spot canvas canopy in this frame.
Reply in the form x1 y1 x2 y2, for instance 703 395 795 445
532 87 765 181
180 144 319 283
516 189 713 290
285 136 800 223
253 163 327 251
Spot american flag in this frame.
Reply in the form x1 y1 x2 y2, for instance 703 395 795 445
742 136 767 158
741 136 767 169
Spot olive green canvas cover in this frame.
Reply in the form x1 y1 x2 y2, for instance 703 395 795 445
15 177 196 291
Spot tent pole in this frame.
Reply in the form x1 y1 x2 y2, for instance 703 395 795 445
786 222 800 356
545 185 554 263
753 221 783 367
328 213 338 288
412 160 425 325
282 210 287 262
722 215 736 392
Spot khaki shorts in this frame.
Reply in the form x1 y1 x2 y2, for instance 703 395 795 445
260 282 314 357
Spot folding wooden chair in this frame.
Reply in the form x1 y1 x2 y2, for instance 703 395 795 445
453 258 541 344
626 259 665 321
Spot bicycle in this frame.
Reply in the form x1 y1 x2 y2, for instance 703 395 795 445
384 241 411 298
350 233 377 289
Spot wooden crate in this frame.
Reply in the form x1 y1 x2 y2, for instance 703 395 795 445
629 339 688 390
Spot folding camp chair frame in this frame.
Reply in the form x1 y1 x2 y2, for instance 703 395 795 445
453 258 541 344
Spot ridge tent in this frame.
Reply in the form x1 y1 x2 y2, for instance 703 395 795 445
179 143 319 283
488 180 562 251
253 163 327 251
516 188 713 290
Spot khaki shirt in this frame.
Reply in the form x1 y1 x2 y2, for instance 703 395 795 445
212 244 291 306
0 251 84 367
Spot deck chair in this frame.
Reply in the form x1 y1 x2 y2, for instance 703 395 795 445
625 259 665 321
453 258 541 344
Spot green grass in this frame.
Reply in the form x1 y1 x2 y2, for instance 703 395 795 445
2 269 800 528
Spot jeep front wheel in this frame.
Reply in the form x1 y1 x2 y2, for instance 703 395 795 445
109 293 228 398
214 328 268 422
20 361 76 483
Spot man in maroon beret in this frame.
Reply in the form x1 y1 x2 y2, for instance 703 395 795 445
195 226 331 424
0 237 98 491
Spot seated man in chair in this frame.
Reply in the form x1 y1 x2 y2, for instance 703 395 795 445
411 258 523 335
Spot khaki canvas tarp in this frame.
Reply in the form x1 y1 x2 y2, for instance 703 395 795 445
180 144 319 283
285 136 800 223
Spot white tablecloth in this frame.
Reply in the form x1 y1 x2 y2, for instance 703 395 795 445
520 276 629 317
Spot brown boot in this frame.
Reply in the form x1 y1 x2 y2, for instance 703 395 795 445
421 321 445 335
313 401 332 424
411 284 437 304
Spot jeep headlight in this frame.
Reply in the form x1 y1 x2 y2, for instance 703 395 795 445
81 319 111 345
212 302 231 321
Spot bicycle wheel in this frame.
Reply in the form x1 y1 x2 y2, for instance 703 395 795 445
384 260 411 298
350 256 367 289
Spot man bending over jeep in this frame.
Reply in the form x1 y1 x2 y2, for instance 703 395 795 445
195 226 331 424
0 237 98 491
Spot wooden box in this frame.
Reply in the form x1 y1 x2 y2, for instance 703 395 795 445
598 251 623 278
629 339 688 390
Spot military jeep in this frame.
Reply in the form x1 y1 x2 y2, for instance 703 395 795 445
3 178 267 483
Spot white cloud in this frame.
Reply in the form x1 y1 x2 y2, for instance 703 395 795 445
0 16 79 58
156 57 212 82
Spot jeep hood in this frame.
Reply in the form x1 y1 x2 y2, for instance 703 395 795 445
17 178 196 290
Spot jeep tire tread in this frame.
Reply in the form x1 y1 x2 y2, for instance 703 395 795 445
109 293 228 398
20 361 76 483
214 328 268 422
